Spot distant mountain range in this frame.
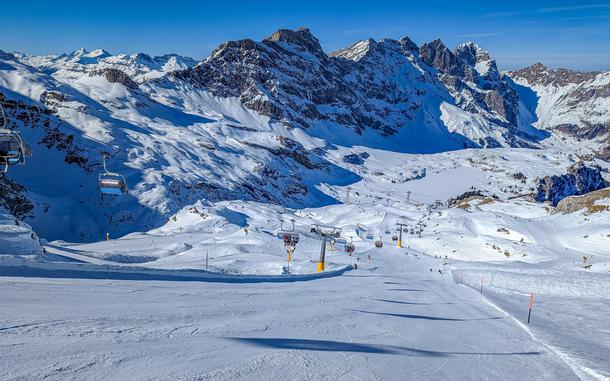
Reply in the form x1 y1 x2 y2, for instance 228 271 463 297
1 27 609 241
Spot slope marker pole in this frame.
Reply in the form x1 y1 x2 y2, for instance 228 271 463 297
527 290 534 324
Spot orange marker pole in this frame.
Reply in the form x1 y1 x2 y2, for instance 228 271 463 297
527 290 534 324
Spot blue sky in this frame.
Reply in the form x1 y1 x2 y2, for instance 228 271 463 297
2 0 610 71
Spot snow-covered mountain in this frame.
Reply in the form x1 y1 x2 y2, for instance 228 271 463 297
0 28 609 243
16 48 197 83
168 28 542 150
508 63 610 159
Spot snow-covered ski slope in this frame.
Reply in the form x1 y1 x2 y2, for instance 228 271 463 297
0 244 585 381
2 145 610 380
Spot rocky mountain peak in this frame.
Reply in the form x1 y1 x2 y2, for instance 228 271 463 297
454 42 484 65
454 42 499 80
70 48 89 57
398 36 418 52
87 49 111 58
264 27 325 58
419 39 457 73
330 38 379 61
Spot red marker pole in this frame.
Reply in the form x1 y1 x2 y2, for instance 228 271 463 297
527 290 534 324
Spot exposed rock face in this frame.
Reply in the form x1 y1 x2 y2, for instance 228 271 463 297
267 27 327 60
0 176 33 219
420 39 458 74
342 152 369 165
168 28 537 148
555 188 610 214
535 162 607 206
90 68 139 89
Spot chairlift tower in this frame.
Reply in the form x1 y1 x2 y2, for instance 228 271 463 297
416 221 424 238
395 222 409 248
310 224 342 272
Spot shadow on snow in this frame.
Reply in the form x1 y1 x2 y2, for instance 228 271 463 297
230 337 541 356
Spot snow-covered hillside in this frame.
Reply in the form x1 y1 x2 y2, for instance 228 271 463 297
0 49 357 241
0 206 45 256
509 63 610 158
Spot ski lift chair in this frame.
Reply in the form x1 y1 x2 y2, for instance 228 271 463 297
0 104 32 173
0 130 30 173
99 173 128 194
345 242 355 254
391 234 398 241
280 219 299 246
283 232 300 246
99 153 127 195
333 237 347 251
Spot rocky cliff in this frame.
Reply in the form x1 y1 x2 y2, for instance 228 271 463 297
535 162 607 206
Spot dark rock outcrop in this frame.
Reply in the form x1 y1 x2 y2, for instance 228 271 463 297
420 39 458 74
535 162 607 206
90 68 139 90
0 176 33 219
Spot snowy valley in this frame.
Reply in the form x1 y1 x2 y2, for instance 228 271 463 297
1 27 610 380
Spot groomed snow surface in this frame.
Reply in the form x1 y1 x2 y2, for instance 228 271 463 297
2 147 610 380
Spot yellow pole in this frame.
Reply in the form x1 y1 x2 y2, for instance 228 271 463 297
287 252 292 263
106 232 109 241
397 223 404 248
317 261 325 272
317 237 327 272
